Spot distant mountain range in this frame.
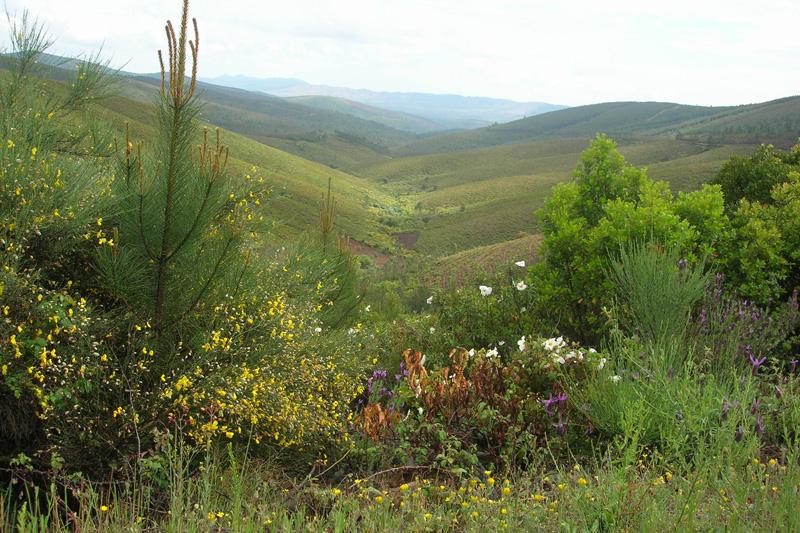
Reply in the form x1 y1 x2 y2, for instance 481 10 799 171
202 75 567 130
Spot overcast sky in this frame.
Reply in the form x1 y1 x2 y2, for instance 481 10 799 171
3 0 799 106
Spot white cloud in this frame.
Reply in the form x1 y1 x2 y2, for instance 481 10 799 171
2 0 798 106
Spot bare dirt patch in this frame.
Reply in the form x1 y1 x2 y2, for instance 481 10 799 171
395 231 419 250
344 238 391 267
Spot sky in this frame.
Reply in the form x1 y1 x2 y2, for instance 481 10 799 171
2 0 799 107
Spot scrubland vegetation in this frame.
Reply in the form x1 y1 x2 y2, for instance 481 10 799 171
2 3 799 531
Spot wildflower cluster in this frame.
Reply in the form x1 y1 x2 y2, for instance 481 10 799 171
163 257 367 451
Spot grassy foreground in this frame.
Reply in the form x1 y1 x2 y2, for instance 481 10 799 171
5 434 799 532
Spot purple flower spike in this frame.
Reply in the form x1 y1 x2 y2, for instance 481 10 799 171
751 398 760 414
755 415 765 436
735 426 744 442
791 359 798 374
721 399 730 421
749 354 767 375
542 392 568 416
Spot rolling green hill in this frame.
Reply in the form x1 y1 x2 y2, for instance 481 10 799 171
10 70 403 252
356 138 756 258
16 54 423 170
123 75 416 170
14 53 797 279
395 98 800 156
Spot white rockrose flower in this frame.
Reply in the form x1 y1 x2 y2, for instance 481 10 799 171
515 260 526 267
479 285 493 296
516 281 528 291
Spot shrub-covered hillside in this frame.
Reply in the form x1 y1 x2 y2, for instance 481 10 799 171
1 4 799 532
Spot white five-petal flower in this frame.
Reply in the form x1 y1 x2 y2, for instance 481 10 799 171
479 285 493 296
515 260 526 267
516 281 527 291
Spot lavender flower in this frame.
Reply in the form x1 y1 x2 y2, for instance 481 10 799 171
749 354 767 375
755 415 765 436
721 399 730 421
542 393 568 416
751 398 760 415
735 426 744 442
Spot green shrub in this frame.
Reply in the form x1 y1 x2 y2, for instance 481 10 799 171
608 242 708 343
531 134 727 343
713 143 800 208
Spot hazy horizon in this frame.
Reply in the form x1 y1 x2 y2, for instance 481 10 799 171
3 0 799 107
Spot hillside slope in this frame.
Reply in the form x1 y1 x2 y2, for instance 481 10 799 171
77 86 403 251
13 54 420 170
355 137 756 257
396 98 800 155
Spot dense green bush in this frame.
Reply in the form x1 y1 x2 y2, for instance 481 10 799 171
713 143 800 208
530 134 727 342
527 135 800 343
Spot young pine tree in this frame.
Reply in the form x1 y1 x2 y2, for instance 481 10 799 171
98 0 265 359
